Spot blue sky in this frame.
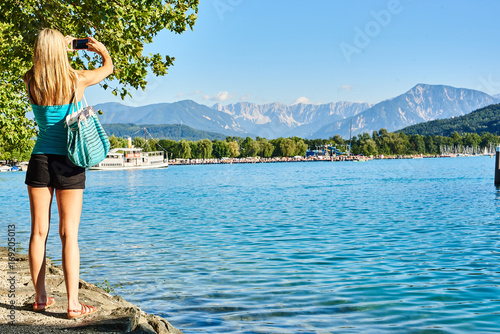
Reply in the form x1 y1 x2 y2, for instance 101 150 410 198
87 0 500 107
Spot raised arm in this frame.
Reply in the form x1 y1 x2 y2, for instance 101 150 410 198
66 36 114 100
77 36 113 87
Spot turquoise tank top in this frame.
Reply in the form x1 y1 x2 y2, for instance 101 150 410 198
29 84 82 156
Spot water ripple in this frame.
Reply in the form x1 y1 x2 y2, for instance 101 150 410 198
1 157 500 333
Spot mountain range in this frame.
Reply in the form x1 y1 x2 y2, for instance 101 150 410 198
312 84 499 138
398 103 500 137
95 84 500 139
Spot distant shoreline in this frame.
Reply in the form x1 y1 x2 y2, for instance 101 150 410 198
168 153 491 166
2 153 491 172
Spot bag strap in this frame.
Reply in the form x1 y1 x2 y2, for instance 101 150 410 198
71 73 87 114
71 87 88 115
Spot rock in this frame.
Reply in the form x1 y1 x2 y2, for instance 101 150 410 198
0 247 183 333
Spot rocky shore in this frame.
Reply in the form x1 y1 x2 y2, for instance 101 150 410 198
0 247 182 333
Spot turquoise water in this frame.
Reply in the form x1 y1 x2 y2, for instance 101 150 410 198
2 157 500 333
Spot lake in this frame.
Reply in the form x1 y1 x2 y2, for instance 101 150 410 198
2 156 499 333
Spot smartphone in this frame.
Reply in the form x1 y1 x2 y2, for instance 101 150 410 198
72 38 89 50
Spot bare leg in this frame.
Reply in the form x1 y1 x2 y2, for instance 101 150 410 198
56 188 83 312
28 185 54 305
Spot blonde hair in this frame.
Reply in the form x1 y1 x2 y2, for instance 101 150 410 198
24 28 77 106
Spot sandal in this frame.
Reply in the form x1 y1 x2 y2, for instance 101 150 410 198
33 296 56 312
67 302 98 319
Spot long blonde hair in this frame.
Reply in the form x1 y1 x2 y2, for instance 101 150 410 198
24 28 77 106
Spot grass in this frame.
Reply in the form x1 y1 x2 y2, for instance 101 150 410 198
95 279 122 295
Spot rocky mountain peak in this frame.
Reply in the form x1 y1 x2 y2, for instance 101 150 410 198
95 84 500 140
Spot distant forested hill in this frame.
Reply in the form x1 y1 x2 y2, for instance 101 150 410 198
102 123 227 141
398 104 500 136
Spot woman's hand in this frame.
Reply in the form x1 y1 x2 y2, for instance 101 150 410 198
65 35 75 51
87 36 109 57
75 36 114 88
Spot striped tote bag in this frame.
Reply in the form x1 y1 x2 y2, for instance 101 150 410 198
66 95 110 168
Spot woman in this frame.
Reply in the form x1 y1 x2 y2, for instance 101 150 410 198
23 28 113 319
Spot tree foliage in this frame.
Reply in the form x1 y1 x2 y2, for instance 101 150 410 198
0 0 198 159
197 138 213 159
212 140 229 158
227 141 240 158
109 129 500 161
178 139 191 159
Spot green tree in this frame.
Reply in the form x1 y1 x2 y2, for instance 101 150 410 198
0 82 36 161
246 141 261 157
132 137 146 149
212 140 229 158
331 135 345 146
240 137 254 157
360 139 378 156
451 132 463 146
146 139 160 152
225 136 244 147
269 138 283 157
198 138 213 159
158 139 178 159
109 135 121 149
480 132 499 148
409 134 425 154
294 139 308 156
189 141 200 159
0 141 34 162
424 135 437 154
178 139 191 159
259 138 275 158
372 130 380 146
463 133 481 148
280 138 296 157
227 141 240 158
0 0 198 159
304 138 324 151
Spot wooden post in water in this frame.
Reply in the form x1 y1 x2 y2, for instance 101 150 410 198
496 146 500 185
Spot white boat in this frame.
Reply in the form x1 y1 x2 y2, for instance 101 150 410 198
89 147 168 171
0 165 11 172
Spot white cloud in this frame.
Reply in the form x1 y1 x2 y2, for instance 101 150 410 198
201 91 237 102
176 92 185 98
212 91 236 101
291 97 311 105
341 85 353 92
240 93 251 101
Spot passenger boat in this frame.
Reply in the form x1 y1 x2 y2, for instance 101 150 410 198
89 147 168 171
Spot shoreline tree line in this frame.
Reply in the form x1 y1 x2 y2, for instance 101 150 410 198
109 129 500 160
3 129 499 162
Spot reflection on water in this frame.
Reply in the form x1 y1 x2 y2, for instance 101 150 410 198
1 157 499 333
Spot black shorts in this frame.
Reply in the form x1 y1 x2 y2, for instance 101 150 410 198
25 154 86 189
